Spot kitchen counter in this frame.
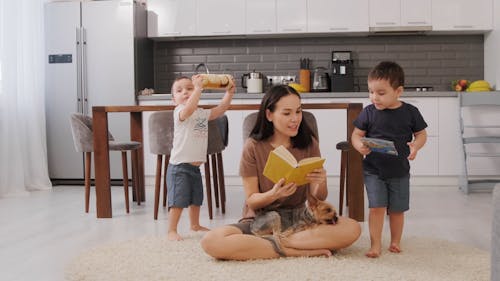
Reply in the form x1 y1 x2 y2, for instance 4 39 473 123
137 91 459 101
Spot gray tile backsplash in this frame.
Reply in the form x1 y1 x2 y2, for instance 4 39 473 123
154 35 484 94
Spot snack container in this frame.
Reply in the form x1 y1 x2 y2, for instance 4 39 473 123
200 74 233 89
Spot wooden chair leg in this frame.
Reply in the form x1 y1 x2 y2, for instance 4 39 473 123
163 155 169 207
216 152 226 214
204 155 213 220
154 154 163 220
132 150 141 206
85 152 92 213
211 154 220 209
121 151 130 214
339 150 347 216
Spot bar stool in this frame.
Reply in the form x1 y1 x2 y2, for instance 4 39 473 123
336 141 350 216
69 113 141 214
205 115 229 219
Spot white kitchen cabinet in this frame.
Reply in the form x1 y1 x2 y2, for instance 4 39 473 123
401 97 438 137
438 97 461 176
432 0 493 31
369 0 431 29
196 0 245 36
246 0 276 34
147 0 196 37
411 136 439 176
401 0 431 27
277 0 307 33
307 0 369 33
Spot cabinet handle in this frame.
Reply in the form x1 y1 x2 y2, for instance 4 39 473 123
161 32 181 35
453 25 474 29
212 31 231 34
375 22 396 25
252 29 272 33
281 28 302 32
406 21 428 25
329 27 349 31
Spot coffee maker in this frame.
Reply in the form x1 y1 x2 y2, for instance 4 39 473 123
331 51 354 92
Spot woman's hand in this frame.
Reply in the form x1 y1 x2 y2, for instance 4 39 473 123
271 178 297 199
306 168 326 185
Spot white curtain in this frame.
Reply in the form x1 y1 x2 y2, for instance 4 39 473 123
0 0 52 197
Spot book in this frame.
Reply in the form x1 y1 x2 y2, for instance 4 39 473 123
361 137 398 156
262 145 326 186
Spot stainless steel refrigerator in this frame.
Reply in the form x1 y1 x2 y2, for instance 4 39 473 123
45 0 152 184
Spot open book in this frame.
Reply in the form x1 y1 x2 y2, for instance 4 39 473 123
263 145 326 186
361 137 398 156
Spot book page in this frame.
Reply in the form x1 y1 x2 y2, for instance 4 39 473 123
273 145 297 167
298 156 323 165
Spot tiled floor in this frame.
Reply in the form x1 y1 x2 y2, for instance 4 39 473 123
0 184 493 281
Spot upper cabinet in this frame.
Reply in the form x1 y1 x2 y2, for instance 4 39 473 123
369 0 431 30
196 0 245 36
277 0 307 33
432 0 492 32
246 0 276 34
307 0 369 33
147 0 196 37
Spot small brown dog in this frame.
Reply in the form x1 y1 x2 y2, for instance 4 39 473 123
250 192 338 255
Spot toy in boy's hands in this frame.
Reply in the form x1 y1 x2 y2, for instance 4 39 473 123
361 137 398 156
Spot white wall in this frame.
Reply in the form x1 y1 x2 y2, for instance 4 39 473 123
485 0 500 90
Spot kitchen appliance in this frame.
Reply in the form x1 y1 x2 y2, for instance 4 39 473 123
45 0 152 184
312 67 330 92
241 71 264 93
331 51 355 92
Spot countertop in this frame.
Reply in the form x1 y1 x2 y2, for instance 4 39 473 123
137 91 460 101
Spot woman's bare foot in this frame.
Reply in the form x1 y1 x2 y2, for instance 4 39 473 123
388 243 401 253
168 231 183 241
191 225 210 232
365 247 381 258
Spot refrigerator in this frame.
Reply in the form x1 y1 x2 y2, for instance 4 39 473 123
45 0 152 184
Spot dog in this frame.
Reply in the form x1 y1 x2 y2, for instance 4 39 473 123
249 192 338 255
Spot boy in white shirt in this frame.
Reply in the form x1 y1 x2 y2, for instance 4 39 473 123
167 74 235 241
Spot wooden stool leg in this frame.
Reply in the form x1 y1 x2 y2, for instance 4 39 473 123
154 154 163 220
163 155 169 207
216 152 226 214
132 150 141 206
211 154 220 209
121 151 130 213
339 150 347 216
204 155 213 219
85 152 92 213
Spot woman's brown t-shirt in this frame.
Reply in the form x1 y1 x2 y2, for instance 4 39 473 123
239 137 321 218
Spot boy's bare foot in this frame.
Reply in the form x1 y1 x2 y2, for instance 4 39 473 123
388 243 401 253
191 225 210 232
168 231 183 241
365 247 381 258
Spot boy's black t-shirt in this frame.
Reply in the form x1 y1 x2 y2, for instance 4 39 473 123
353 102 428 179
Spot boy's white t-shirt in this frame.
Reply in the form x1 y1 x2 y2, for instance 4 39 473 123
169 104 211 164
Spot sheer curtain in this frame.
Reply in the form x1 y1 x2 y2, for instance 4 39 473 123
0 0 52 197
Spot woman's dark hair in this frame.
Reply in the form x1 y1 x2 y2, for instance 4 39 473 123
250 85 314 149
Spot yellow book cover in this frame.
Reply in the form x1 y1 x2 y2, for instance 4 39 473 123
263 145 326 186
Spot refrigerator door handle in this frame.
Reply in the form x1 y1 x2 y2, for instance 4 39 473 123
76 27 83 113
82 27 89 115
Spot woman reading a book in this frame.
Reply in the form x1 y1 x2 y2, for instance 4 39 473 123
201 85 361 260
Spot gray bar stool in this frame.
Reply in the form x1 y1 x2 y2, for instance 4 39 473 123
69 113 141 214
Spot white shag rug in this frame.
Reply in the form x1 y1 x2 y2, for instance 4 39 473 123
65 234 490 281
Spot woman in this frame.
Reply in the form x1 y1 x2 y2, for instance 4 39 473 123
201 85 361 260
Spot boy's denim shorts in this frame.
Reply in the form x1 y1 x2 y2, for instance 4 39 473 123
166 163 204 208
363 171 410 212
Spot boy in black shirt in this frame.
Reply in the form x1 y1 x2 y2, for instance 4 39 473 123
352 61 427 258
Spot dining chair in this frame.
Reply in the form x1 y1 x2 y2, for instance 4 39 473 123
69 113 141 213
148 111 228 220
242 111 349 215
